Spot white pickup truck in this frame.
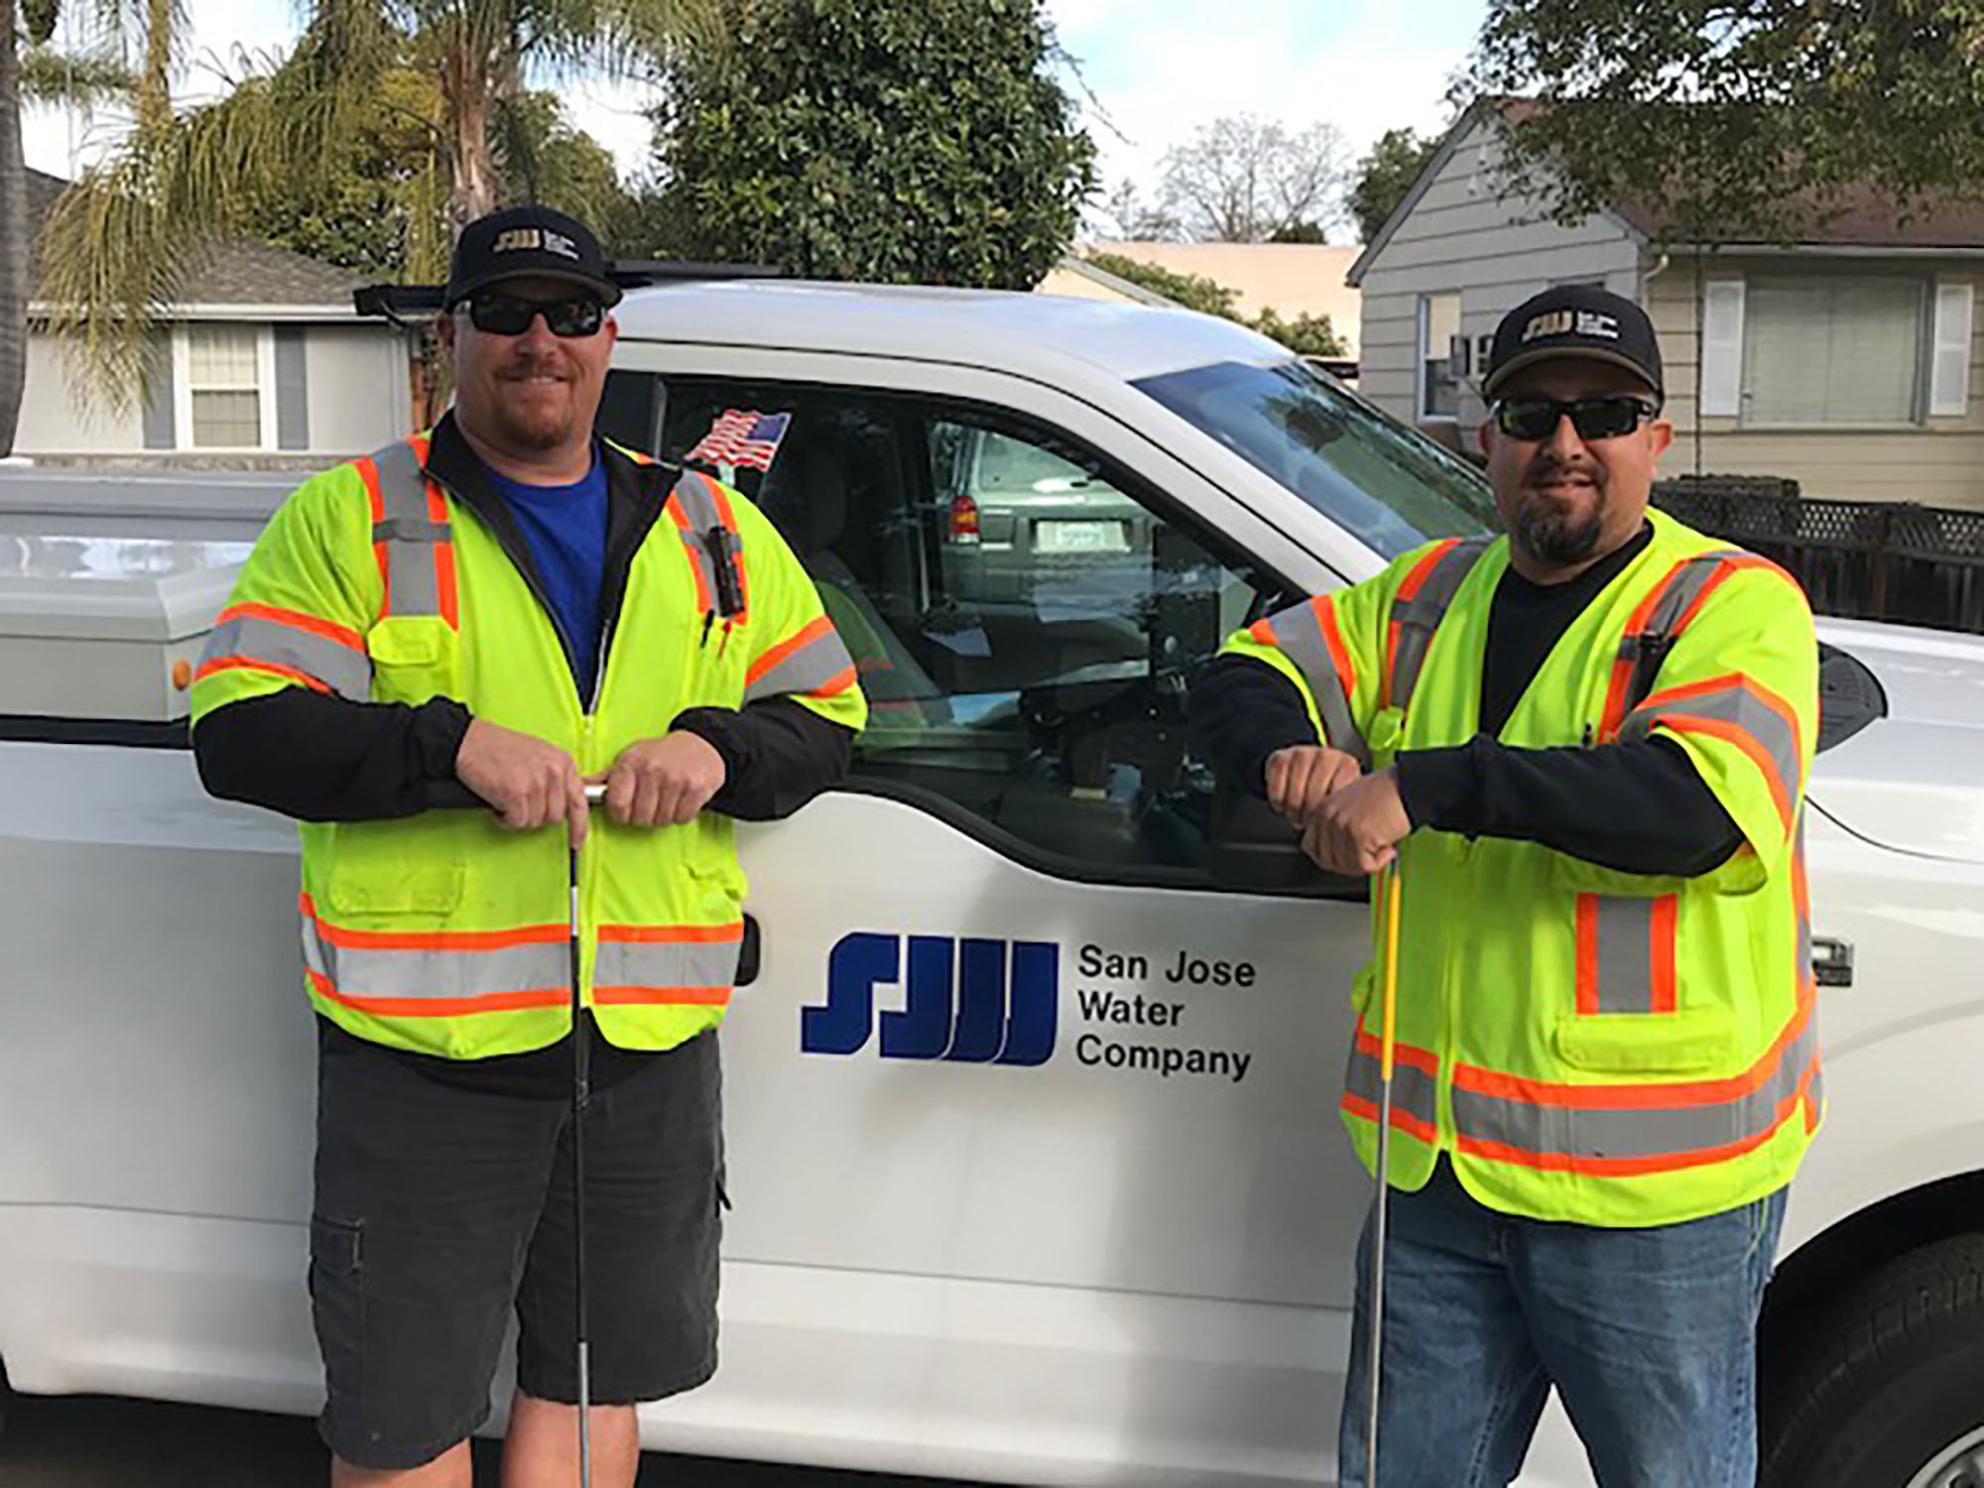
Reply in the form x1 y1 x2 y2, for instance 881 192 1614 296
1 283 1981 1488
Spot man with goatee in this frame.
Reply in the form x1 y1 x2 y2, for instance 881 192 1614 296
1192 286 1820 1486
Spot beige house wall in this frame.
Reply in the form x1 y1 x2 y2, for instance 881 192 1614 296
1092 242 1364 356
1648 257 1984 510
1034 263 1142 303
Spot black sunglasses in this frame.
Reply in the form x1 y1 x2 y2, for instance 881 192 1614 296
461 291 605 338
1493 395 1658 442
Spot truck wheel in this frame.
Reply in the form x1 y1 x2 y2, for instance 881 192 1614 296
1761 1234 1984 1487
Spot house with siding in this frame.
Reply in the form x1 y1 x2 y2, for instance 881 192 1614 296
18 169 417 466
1347 104 1984 510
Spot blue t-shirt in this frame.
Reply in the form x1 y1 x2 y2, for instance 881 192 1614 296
483 449 610 701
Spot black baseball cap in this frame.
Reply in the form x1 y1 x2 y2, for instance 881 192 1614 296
1483 285 1663 402
444 204 622 309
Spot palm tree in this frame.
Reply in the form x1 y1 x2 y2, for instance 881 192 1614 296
1 0 177 452
36 0 716 416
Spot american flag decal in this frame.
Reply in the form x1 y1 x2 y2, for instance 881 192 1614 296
686 409 792 472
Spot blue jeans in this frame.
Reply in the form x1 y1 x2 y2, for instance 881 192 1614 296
1337 1158 1786 1488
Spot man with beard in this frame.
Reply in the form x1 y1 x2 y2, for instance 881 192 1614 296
190 205 866 1486
1191 286 1819 1486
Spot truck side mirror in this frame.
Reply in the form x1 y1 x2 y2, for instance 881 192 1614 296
1206 776 1369 899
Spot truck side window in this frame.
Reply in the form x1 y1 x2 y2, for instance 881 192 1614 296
651 378 1277 887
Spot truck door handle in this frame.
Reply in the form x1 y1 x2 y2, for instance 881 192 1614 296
1812 937 1853 989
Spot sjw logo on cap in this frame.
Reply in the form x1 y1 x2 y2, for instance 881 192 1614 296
490 226 581 261
803 933 1057 1067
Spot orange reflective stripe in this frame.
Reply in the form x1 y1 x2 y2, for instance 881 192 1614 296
1454 979 1814 1111
216 602 365 653
309 970 568 1019
1650 895 1679 1014
1351 1014 1439 1075
1383 540 1458 709
1575 894 1680 1015
593 985 733 1007
423 471 460 627
1340 1092 1440 1144
299 893 565 951
1455 1059 1819 1177
356 453 392 603
666 496 715 613
746 615 833 688
1575 896 1597 1015
1634 672 1803 837
194 656 331 694
597 922 744 944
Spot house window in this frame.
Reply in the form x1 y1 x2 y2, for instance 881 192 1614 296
1743 277 1926 427
1418 293 1462 419
187 324 265 447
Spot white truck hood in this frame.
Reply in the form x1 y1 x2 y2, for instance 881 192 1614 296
1810 618 1984 864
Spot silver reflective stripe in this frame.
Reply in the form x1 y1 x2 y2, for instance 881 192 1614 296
1621 681 1800 814
744 622 856 704
1615 552 1745 713
369 440 448 618
594 934 742 991
1452 1017 1820 1164
202 615 372 700
1261 597 1368 766
302 921 566 1002
1588 897 1665 1015
673 469 744 615
1389 538 1491 712
1344 1038 1439 1129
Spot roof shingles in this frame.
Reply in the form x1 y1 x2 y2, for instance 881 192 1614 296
28 167 365 309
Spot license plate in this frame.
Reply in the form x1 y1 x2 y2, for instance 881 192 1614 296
1035 520 1127 553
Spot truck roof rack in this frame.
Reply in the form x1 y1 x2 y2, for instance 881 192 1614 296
354 259 783 323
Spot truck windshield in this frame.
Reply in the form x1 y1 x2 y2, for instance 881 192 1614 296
1134 359 1498 558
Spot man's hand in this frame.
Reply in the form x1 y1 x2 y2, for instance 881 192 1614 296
597 732 728 828
1265 744 1364 829
455 718 590 845
1300 768 1412 877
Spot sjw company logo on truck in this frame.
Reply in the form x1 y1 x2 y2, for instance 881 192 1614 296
802 933 1057 1067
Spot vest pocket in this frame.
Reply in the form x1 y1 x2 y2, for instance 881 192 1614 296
364 616 458 706
325 819 464 917
1554 1004 1734 1075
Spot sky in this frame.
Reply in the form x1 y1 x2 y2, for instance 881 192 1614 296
21 0 1487 245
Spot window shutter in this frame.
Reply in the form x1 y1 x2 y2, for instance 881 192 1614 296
1931 281 1974 417
1700 279 1746 417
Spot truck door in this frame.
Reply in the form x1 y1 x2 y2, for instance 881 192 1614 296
607 367 1378 1479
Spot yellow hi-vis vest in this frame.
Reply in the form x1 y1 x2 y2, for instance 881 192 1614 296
190 433 868 1060
1221 510 1821 1227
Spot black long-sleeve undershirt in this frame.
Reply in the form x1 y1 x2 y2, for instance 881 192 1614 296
1189 525 1746 878
192 688 853 824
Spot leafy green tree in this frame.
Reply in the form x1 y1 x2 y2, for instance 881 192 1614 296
1083 250 1235 317
1462 0 1984 243
1083 251 1346 357
1249 306 1346 359
1348 126 1437 244
642 0 1095 289
37 0 712 413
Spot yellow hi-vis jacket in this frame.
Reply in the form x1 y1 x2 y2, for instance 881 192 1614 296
1221 510 1821 1227
190 430 868 1061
